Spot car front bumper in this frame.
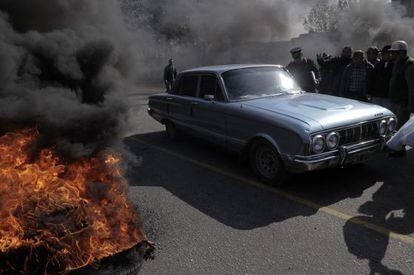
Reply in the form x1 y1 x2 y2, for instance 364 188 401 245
285 138 386 173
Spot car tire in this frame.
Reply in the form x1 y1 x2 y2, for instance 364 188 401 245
165 121 179 140
249 140 288 185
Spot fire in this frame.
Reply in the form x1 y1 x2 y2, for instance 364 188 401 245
0 128 149 274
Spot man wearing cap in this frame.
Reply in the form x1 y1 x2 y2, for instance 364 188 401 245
164 58 177 92
340 50 374 101
389 40 414 129
286 47 319 93
367 45 393 109
366 46 381 66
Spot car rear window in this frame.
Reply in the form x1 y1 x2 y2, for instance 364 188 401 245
199 75 224 101
178 75 198 97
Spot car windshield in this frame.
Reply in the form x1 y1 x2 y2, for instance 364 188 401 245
222 67 302 100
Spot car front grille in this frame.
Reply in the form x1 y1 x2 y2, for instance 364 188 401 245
338 121 379 145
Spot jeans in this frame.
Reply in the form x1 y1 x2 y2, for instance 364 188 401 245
390 103 410 129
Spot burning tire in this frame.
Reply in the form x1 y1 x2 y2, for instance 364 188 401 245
73 242 154 275
0 129 154 274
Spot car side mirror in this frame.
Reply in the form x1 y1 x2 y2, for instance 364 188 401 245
203 94 215 101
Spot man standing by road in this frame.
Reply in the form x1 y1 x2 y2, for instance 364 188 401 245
389 40 414 129
340 51 374 101
164 58 177 92
367 45 393 109
286 47 319 93
317 46 353 96
316 53 332 94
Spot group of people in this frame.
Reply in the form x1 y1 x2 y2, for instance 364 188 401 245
286 41 414 131
286 40 414 156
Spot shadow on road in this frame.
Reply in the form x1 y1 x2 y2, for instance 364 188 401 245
124 131 381 231
125 131 414 273
343 153 414 275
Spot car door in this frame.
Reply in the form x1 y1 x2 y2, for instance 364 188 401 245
167 74 199 130
189 74 227 146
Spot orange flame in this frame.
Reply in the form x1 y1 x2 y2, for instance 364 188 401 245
0 129 146 274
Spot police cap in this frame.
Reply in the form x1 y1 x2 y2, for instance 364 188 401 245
290 47 303 54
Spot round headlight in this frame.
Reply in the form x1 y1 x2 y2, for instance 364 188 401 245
387 118 397 133
326 132 340 150
312 135 325 154
379 120 387 135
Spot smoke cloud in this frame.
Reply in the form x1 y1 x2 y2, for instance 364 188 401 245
0 0 142 159
337 0 414 51
122 0 321 79
121 0 414 74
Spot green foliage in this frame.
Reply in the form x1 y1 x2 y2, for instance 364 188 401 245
304 0 351 32
120 0 197 45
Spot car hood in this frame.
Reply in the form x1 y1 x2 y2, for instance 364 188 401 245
242 93 394 131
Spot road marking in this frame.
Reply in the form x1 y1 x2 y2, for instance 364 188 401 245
131 137 414 246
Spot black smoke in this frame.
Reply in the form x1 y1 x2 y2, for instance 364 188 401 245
0 0 142 159
121 0 414 77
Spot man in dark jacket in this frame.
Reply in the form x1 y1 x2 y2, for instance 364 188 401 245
367 45 393 109
340 50 374 101
164 58 177 92
366 46 381 66
316 53 332 94
389 40 414 129
317 46 353 96
286 47 319 93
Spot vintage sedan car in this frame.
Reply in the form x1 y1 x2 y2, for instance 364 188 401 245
148 65 396 184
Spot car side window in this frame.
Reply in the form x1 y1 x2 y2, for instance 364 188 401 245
178 75 198 97
199 75 224 101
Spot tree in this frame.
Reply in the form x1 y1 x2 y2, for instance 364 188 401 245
304 0 352 32
337 0 351 12
120 0 197 45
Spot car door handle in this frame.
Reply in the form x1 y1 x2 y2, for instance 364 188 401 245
166 97 173 101
191 102 199 106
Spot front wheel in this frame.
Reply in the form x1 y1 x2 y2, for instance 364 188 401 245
249 140 288 185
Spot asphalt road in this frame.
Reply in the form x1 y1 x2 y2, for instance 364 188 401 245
125 89 414 274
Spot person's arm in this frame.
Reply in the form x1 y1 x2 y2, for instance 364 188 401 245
317 54 333 69
316 54 326 67
286 63 292 72
308 59 321 81
405 64 414 116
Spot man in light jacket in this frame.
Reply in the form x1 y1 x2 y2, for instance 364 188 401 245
386 114 414 157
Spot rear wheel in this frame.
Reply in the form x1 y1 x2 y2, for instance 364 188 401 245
249 140 287 185
165 121 179 140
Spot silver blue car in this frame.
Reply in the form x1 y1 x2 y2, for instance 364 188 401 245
148 65 397 184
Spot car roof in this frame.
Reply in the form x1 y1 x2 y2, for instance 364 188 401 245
181 64 284 74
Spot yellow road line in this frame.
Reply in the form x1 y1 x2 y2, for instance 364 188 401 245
131 137 414 246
